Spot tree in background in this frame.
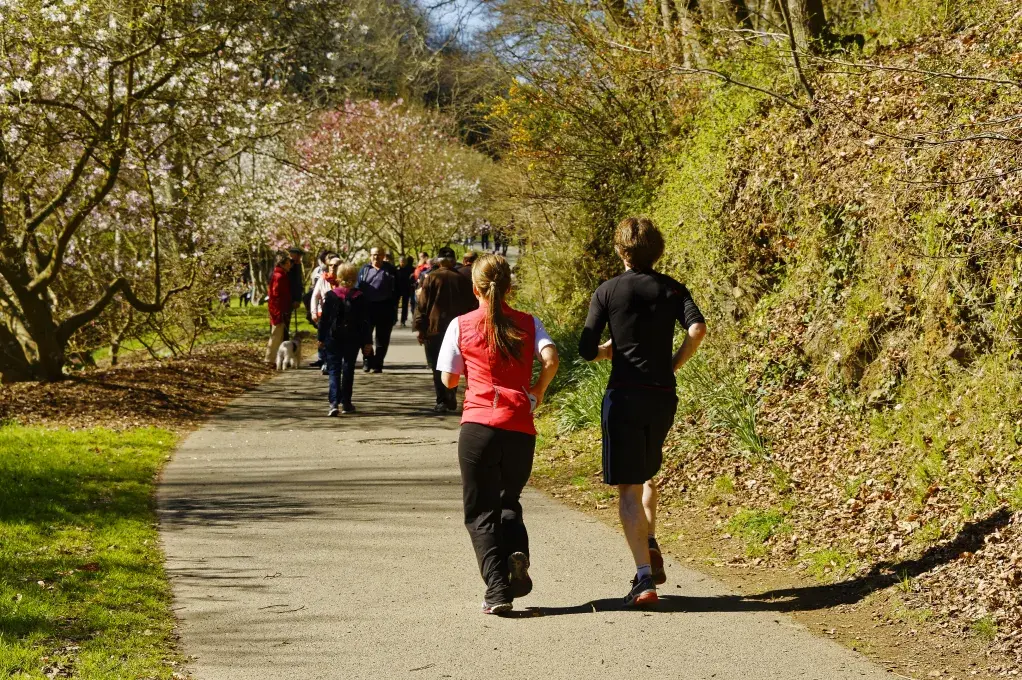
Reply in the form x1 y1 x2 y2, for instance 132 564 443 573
0 1 310 381
299 101 489 257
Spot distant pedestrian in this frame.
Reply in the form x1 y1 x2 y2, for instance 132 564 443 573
284 246 305 340
458 250 478 284
263 252 292 365
240 263 252 307
414 247 476 412
413 251 431 284
481 221 491 251
318 263 373 416
437 253 560 614
396 255 416 328
578 216 707 607
311 255 342 371
357 246 397 373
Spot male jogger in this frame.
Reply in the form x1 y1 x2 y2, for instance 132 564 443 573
579 216 707 606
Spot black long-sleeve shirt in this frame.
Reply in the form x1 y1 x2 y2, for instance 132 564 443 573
579 269 705 390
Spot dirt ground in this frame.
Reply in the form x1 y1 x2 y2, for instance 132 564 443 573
0 342 275 431
531 468 1012 680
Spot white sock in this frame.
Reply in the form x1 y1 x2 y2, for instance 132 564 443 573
636 564 652 581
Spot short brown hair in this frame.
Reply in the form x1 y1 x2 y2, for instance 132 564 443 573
615 216 664 270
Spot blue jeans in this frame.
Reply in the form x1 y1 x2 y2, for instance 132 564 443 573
326 342 360 407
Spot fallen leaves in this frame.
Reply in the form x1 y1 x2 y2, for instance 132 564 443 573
0 343 274 431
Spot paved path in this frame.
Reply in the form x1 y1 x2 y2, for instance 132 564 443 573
159 328 892 680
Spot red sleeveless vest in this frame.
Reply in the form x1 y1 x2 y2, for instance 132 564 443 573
457 305 537 435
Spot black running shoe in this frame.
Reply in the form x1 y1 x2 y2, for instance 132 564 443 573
508 552 533 599
649 537 666 585
481 600 513 615
310 359 324 368
624 574 659 607
341 403 356 414
433 402 447 414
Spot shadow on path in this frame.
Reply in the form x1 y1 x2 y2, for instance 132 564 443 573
512 508 1010 618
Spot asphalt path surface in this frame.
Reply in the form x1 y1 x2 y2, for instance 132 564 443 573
159 327 893 680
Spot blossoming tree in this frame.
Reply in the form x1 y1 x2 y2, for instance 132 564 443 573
0 1 309 381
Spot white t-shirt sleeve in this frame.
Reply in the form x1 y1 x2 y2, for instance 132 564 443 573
436 321 465 375
534 317 555 355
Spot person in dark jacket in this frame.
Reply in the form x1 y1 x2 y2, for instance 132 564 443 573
357 246 398 372
318 263 374 416
414 247 477 412
284 246 305 340
396 255 416 328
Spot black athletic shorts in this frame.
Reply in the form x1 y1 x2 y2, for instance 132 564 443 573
601 388 678 485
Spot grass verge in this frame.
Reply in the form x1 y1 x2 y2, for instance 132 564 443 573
0 426 181 679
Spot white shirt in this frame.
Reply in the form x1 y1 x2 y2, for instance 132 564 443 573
437 315 555 375
311 275 332 320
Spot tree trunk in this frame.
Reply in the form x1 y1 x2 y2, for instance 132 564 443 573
659 0 678 62
730 0 754 29
787 0 826 51
673 0 704 67
4 293 66 381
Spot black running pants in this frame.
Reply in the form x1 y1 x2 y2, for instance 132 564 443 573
458 423 535 604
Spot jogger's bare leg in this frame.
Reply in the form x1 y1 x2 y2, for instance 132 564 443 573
642 480 658 538
618 484 650 569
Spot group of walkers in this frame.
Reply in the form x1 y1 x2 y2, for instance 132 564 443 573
463 219 515 257
262 216 708 614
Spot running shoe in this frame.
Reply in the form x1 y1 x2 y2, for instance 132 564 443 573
310 359 324 368
327 406 339 417
624 574 659 607
341 403 356 414
433 402 447 414
321 364 328 375
508 552 533 598
372 368 383 374
481 600 513 615
649 537 666 585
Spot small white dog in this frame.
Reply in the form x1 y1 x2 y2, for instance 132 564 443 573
276 337 301 371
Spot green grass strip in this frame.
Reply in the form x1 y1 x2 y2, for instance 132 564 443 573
0 426 180 679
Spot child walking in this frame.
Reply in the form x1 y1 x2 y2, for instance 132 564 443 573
318 263 374 416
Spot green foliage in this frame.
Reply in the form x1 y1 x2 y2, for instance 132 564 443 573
677 354 768 458
971 615 999 643
0 426 180 679
802 548 857 581
727 509 788 545
710 475 737 504
555 359 612 434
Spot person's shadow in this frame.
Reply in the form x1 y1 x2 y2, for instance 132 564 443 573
503 508 1011 618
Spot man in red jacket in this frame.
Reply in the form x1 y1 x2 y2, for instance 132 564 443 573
264 253 293 365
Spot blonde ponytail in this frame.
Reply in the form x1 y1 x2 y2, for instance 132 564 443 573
472 254 524 360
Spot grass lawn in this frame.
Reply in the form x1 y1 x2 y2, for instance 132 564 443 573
0 426 181 679
90 301 316 365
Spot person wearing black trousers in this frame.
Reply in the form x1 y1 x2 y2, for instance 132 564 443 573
436 254 560 614
318 263 373 416
357 247 397 373
413 247 477 412
396 255 416 328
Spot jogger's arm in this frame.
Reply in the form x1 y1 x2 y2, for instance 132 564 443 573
529 345 559 407
672 323 707 372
